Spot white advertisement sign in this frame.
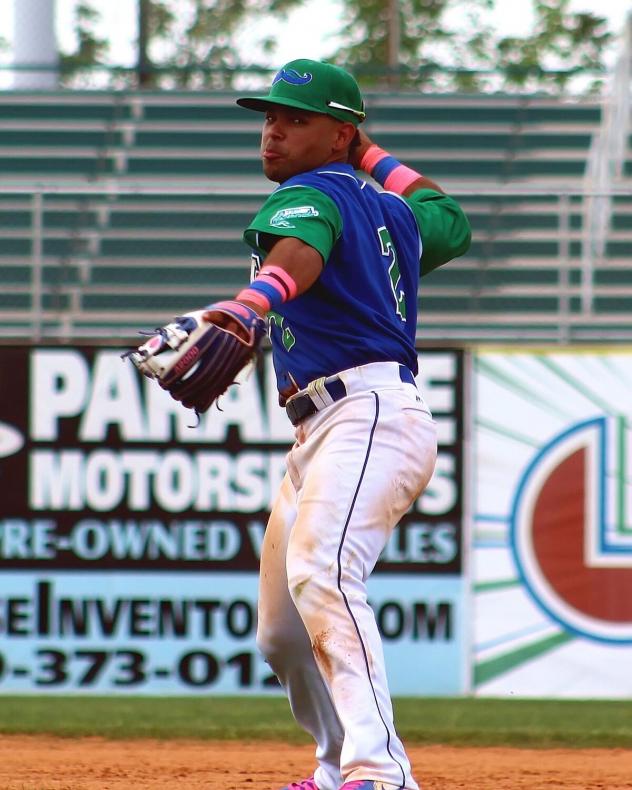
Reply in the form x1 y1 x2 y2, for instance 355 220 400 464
0 573 465 695
0 346 467 695
473 350 632 697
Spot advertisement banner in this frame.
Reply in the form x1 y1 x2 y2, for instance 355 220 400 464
0 346 466 694
473 349 632 697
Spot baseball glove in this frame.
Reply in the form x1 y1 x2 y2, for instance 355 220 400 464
125 301 266 415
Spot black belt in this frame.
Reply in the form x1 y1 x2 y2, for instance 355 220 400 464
285 365 416 427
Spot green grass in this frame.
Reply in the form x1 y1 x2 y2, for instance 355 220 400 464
0 696 630 748
393 698 632 748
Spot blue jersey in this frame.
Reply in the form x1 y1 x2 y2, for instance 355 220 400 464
243 162 470 393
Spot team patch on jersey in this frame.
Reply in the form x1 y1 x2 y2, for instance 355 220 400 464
270 205 319 228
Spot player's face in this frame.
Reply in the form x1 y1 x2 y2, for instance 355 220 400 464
260 105 350 182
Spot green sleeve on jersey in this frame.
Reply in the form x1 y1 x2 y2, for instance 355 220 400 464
243 185 342 263
404 188 472 277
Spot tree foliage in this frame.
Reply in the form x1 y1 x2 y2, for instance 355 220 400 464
494 0 612 92
59 0 615 94
333 0 613 92
334 0 479 87
59 1 109 87
138 0 304 88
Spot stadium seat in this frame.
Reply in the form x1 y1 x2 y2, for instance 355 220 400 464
1 88 628 342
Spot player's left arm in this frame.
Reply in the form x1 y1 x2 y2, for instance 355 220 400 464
350 128 471 276
405 189 471 276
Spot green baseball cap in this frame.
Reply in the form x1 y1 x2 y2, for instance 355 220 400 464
237 59 366 126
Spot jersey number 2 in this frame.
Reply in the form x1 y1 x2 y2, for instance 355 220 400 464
378 226 406 322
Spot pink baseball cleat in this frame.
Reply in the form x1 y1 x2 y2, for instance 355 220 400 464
340 782 400 790
280 777 320 790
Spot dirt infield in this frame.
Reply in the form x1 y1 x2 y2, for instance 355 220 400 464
1 736 631 790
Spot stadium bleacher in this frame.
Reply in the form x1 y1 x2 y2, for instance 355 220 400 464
1 89 630 342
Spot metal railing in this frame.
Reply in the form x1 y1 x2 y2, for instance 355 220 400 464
0 61 609 93
581 12 632 314
1 182 632 345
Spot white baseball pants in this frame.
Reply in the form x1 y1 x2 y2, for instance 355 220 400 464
257 362 437 790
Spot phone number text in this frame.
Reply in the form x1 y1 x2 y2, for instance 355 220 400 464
0 648 279 689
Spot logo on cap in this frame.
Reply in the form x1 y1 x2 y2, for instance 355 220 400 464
272 68 313 86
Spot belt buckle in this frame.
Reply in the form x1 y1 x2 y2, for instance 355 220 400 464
285 373 348 426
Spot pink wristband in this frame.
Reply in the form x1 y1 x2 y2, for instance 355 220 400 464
236 288 271 312
259 265 298 300
360 144 422 194
236 265 299 314
360 144 389 173
384 164 422 194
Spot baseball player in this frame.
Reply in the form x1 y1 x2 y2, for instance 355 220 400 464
130 57 470 790
234 59 470 790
